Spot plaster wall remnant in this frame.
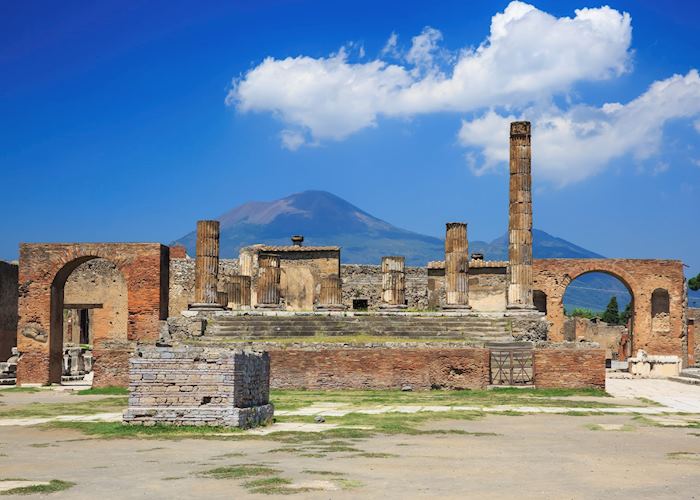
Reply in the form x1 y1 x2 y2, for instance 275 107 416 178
224 275 251 309
16 243 169 386
507 121 535 310
192 220 222 309
0 261 18 362
380 256 407 309
443 222 471 310
256 254 282 309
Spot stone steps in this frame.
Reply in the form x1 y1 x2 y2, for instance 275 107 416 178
679 368 700 380
203 314 513 344
669 376 700 386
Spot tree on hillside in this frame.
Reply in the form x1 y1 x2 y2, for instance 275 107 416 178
619 302 633 326
601 296 620 325
690 273 700 291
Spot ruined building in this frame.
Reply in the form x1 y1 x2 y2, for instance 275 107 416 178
1 121 695 389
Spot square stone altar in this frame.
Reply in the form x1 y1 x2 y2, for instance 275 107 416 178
123 346 273 428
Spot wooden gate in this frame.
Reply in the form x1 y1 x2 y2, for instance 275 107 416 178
487 342 534 386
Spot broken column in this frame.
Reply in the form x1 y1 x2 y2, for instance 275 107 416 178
380 256 407 310
255 254 282 309
507 121 535 310
315 274 346 311
191 220 223 310
225 275 252 309
443 222 471 310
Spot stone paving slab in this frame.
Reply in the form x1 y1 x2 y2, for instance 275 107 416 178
606 377 700 412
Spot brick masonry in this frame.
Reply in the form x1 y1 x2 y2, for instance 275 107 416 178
533 259 686 358
17 243 169 386
123 346 273 428
264 344 604 390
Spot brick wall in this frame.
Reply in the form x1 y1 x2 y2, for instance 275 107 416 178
533 348 606 389
269 347 490 390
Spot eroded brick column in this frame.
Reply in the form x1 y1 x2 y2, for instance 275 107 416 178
225 275 252 309
380 256 406 310
256 254 282 309
192 220 223 309
443 222 471 310
507 121 535 310
315 274 346 311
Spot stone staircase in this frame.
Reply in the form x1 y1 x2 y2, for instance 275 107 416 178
669 367 700 386
203 314 513 344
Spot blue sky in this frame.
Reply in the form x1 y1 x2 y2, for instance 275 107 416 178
1 1 699 276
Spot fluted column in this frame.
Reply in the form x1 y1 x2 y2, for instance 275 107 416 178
255 254 282 309
443 222 471 310
380 256 407 310
225 275 252 309
507 121 535 309
216 291 229 308
315 274 346 311
191 220 223 309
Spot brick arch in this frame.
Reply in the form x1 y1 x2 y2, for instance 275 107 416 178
17 243 169 386
533 259 686 358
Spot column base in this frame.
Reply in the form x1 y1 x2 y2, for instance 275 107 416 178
314 304 347 312
506 304 537 311
379 304 408 311
189 303 225 311
441 304 472 311
254 303 284 310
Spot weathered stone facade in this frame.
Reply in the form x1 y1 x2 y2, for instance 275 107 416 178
0 261 18 362
17 243 169 386
533 259 686 358
123 346 273 428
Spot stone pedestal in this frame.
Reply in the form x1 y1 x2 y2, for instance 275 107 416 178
443 222 471 310
123 346 274 428
507 122 535 310
255 254 282 309
191 220 224 310
380 256 407 310
225 275 252 309
315 275 346 311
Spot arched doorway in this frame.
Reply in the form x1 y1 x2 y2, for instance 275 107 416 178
562 271 634 359
50 257 128 384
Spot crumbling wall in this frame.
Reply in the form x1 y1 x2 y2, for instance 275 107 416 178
168 258 239 316
340 264 428 310
534 259 685 357
0 261 18 362
563 317 626 359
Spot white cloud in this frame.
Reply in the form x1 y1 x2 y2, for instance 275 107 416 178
228 1 632 144
458 70 700 185
280 129 306 151
381 32 399 57
694 119 700 133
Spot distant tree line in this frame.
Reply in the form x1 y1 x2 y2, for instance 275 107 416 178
690 272 700 292
565 296 632 326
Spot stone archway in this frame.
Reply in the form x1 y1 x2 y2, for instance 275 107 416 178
533 259 686 358
17 243 169 386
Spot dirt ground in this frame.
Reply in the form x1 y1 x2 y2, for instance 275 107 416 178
1 399 699 499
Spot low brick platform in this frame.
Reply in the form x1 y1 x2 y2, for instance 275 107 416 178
123 346 273 428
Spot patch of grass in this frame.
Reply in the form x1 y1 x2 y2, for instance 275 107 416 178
422 429 499 436
635 397 662 407
667 452 700 461
135 447 166 452
302 470 345 477
198 464 281 480
0 387 42 394
28 443 56 448
336 478 363 490
243 477 292 491
0 480 75 496
352 452 397 458
161 477 183 481
0 397 127 419
212 452 246 459
585 423 635 432
75 386 128 396
43 421 243 439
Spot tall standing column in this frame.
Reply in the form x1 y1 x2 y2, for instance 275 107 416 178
255 254 282 309
380 256 407 310
507 121 535 309
315 274 346 311
443 222 471 309
191 220 223 309
225 275 252 309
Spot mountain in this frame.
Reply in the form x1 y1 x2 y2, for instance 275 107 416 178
173 190 603 265
172 189 691 312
